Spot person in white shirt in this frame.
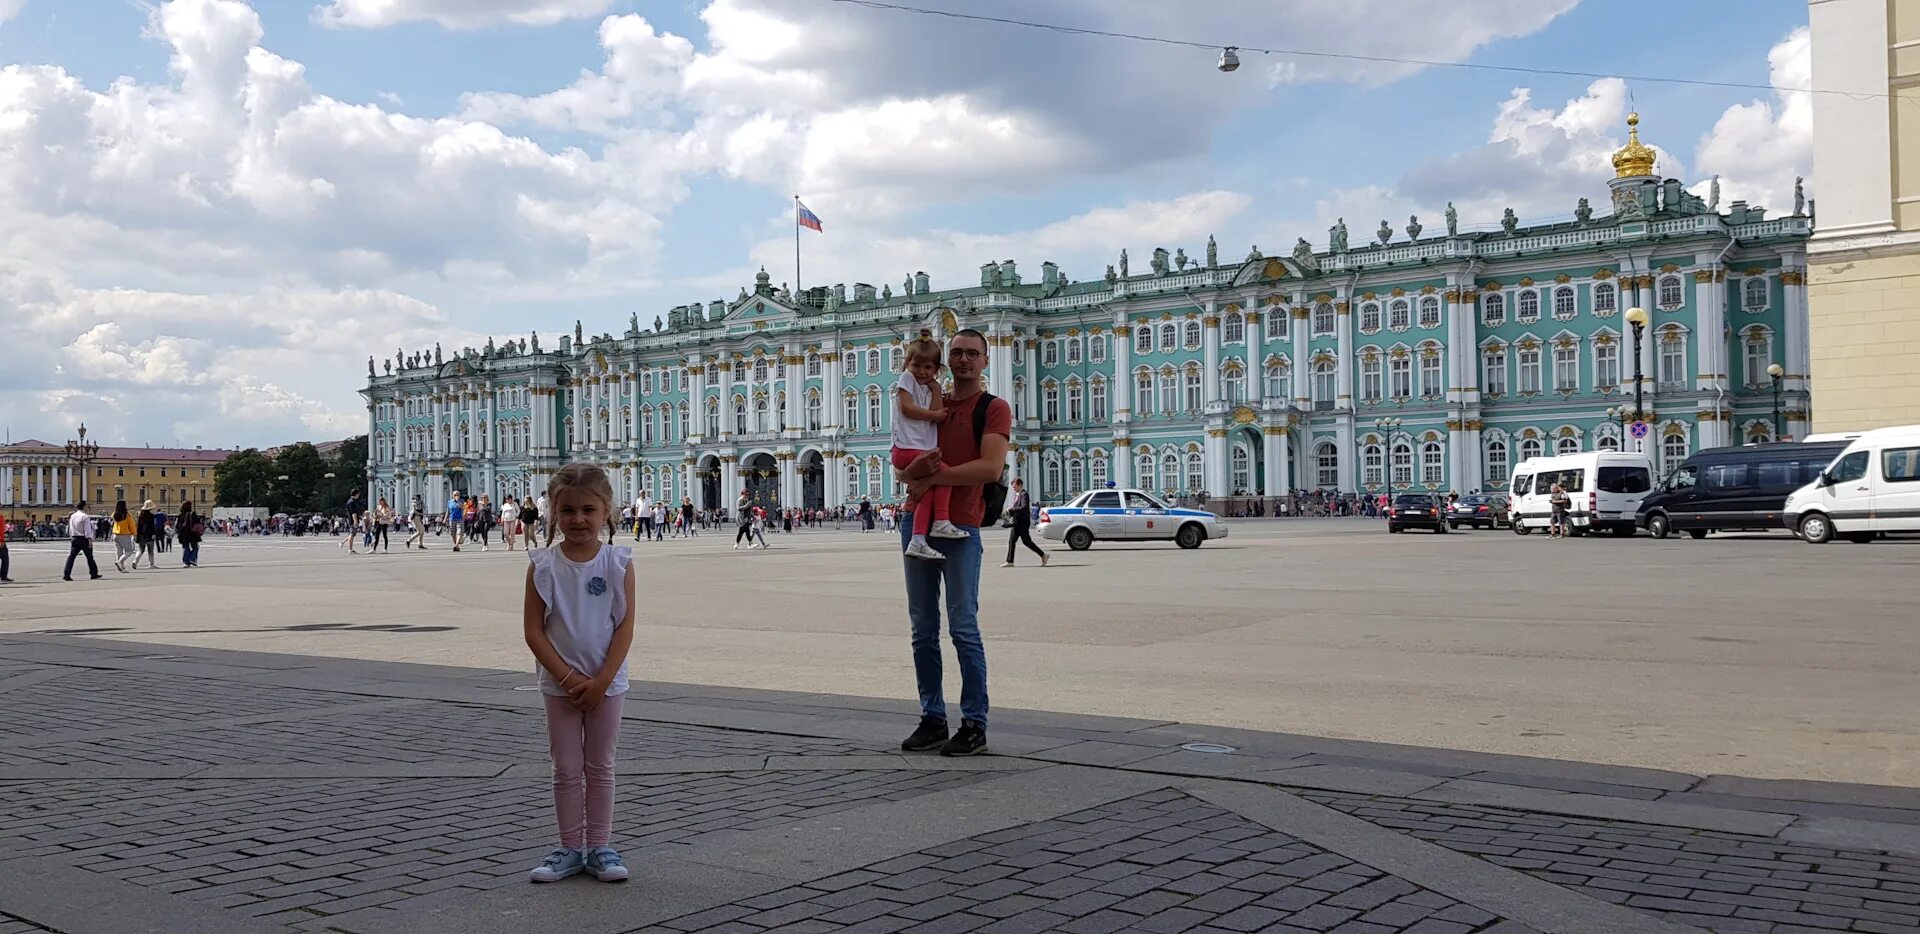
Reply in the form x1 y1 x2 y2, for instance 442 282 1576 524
632 493 651 541
63 502 100 581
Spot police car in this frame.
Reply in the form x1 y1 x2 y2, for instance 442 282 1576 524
1037 487 1229 550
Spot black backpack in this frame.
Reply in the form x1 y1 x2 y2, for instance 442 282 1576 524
971 392 1009 527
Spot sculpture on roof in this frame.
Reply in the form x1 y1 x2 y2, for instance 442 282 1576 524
1174 247 1188 271
487 336 497 357
531 332 541 353
1104 264 1117 285
629 312 639 334
903 275 914 296
882 283 892 300
434 343 442 365
1406 215 1422 241
1118 248 1129 278
1330 218 1348 252
1150 248 1169 276
395 347 403 369
1246 244 1262 261
1291 237 1318 272
1444 202 1458 236
1794 176 1805 215
1575 197 1593 226
654 315 663 331
368 356 375 378
383 359 392 375
1376 219 1393 246
1708 174 1720 211
1614 188 1647 221
1205 235 1217 268
574 320 583 345
1500 208 1518 237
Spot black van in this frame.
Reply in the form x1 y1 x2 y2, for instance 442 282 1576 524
1636 441 1849 539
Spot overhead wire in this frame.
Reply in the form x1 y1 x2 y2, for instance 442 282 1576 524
817 0 1885 103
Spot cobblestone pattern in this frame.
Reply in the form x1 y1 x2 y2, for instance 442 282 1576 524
0 768 998 926
0 913 58 934
0 700 884 768
1304 791 1920 934
0 668 343 743
634 789 1524 934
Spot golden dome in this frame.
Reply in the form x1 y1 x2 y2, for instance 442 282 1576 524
1611 112 1657 179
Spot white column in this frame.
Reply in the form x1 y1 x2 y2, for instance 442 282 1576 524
1335 293 1352 412
1111 324 1132 426
1021 340 1039 429
1202 302 1221 404
720 361 735 440
1264 428 1289 498
1783 264 1809 394
1290 305 1309 409
486 386 497 458
1246 309 1264 407
1204 430 1228 497
1 465 11 505
721 457 738 506
630 374 641 448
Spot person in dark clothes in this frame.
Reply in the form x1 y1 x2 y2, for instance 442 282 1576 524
1001 478 1047 567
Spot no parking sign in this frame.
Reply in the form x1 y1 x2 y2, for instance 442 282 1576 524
1629 420 1650 439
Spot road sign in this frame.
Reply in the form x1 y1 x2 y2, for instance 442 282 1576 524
1629 420 1650 439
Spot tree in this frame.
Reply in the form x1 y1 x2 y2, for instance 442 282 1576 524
330 435 368 505
214 449 278 509
272 442 328 513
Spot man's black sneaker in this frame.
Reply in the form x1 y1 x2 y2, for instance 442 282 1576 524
940 720 988 757
900 716 949 752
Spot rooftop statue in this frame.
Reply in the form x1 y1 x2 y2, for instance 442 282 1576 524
1330 218 1348 252
1708 174 1720 211
1118 248 1129 278
384 359 392 375
1174 247 1188 271
1206 235 1217 268
1291 238 1317 271
629 312 639 334
1500 208 1518 237
1246 244 1262 261
1376 219 1393 246
1405 215 1422 241
1444 202 1458 236
881 283 892 300
1575 197 1592 226
574 320 583 344
434 343 442 365
368 356 375 378
1104 264 1117 285
486 336 496 357
1150 247 1169 276
654 315 663 331
1794 176 1806 216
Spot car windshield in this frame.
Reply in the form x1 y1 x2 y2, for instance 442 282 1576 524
1458 496 1489 506
1393 495 1433 506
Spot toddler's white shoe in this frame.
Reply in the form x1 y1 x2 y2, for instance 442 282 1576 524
928 520 969 539
904 539 945 561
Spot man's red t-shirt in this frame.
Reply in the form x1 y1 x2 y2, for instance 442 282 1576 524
936 387 1012 528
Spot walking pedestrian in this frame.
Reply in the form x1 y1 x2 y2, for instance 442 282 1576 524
63 501 102 581
681 497 696 538
523 463 634 885
733 491 755 550
500 495 520 551
448 490 465 552
134 500 159 569
0 515 11 583
406 494 428 549
1549 482 1570 539
1001 478 1047 568
178 500 203 567
896 328 1006 757
371 497 393 552
111 500 136 573
477 495 495 552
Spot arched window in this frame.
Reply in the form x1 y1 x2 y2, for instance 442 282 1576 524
1483 292 1506 326
1090 377 1108 421
866 388 883 431
1421 441 1444 485
1360 355 1383 402
1420 351 1443 398
843 392 859 432
1134 368 1154 415
1519 436 1543 463
1658 327 1688 389
1553 343 1579 392
1662 428 1690 464
1315 442 1339 489
866 348 881 373
1222 367 1244 404
1089 334 1107 363
1183 367 1202 411
1043 457 1062 500
1159 323 1178 352
679 403 690 438
1042 341 1059 366
1184 452 1204 493
1090 454 1109 490
1517 291 1540 322
1553 287 1575 319
846 459 861 499
1658 275 1684 308
843 351 856 375
1484 439 1509 485
1391 441 1413 486
753 396 769 433
1266 309 1287 339
753 358 769 383
1556 436 1580 455
1362 443 1384 488
1265 360 1289 398
1597 433 1619 451
1136 452 1155 488
1389 355 1411 400
1744 277 1769 311
1231 446 1251 491
1517 346 1542 393
1312 360 1336 409
890 347 903 371
1744 328 1775 387
1224 313 1244 343
1313 302 1335 335
775 391 787 431
640 405 653 445
1389 299 1410 330
706 398 721 437
867 457 883 497
1160 452 1180 491
1064 337 1082 366
1135 327 1152 355
1011 378 1025 422
1419 296 1441 328
1066 379 1084 423
1042 381 1060 423
806 390 822 431
1360 303 1381 332
732 397 748 435
1159 367 1179 414
1594 340 1620 389
806 353 820 377
1183 321 1202 348
1067 455 1085 494
1593 282 1616 314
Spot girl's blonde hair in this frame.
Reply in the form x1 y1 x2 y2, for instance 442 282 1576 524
544 462 617 547
903 328 943 369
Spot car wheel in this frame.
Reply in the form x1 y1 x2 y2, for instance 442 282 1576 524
1175 523 1205 549
1687 529 1708 540
1843 532 1876 544
1798 513 1833 544
1513 522 1530 536
1568 525 1586 538
1065 527 1093 551
1646 514 1670 539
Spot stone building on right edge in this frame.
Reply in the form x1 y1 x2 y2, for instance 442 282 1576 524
1807 0 1920 431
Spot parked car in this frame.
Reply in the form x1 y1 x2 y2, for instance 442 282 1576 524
1638 441 1848 540
1387 493 1447 533
1508 451 1653 537
1783 424 1920 544
1037 488 1228 550
1447 494 1510 530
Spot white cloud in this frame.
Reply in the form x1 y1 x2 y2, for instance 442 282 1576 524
456 14 694 132
1692 26 1811 212
314 0 612 30
0 0 26 25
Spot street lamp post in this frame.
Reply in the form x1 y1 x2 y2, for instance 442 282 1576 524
323 472 337 517
1372 416 1402 500
1049 433 1072 500
1625 307 1649 455
1767 363 1785 440
64 423 100 508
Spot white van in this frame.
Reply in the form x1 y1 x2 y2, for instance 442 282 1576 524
1782 424 1920 544
1506 451 1655 537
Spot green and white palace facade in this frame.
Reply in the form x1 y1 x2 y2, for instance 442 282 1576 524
361 115 1813 512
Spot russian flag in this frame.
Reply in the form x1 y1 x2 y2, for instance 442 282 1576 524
797 200 823 232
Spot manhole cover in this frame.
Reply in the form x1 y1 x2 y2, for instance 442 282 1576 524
511 685 542 692
1180 742 1237 754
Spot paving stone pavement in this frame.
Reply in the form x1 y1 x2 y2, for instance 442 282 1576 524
1 635 1916 934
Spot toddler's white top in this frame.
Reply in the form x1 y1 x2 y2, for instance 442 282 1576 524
891 372 938 451
529 544 632 698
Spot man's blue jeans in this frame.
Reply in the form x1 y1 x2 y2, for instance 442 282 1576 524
899 513 988 728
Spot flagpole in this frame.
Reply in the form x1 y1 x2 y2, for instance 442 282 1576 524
793 194 801 298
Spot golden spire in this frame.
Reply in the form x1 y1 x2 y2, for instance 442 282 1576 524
1611 112 1657 179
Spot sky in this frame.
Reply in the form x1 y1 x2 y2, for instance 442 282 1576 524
0 0 1814 450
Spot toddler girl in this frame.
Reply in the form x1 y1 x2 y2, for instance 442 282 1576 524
891 329 969 561
524 463 635 884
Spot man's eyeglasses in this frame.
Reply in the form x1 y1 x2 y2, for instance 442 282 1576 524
948 348 985 360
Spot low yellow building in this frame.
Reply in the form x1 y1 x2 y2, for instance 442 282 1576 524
1808 0 1920 431
1 434 233 523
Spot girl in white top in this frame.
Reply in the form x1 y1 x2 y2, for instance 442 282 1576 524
523 463 635 884
890 330 968 560
499 496 520 551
